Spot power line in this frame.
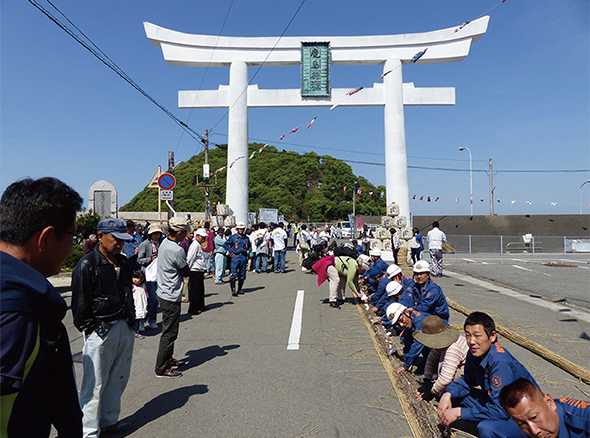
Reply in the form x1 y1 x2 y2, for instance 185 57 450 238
28 0 206 147
210 0 307 131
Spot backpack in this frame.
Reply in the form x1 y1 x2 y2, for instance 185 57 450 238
303 252 322 271
333 245 359 259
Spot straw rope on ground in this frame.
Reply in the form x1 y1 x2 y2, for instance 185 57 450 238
357 303 452 438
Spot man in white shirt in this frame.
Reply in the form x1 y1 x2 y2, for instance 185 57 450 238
426 221 447 277
254 223 270 273
319 226 331 247
186 228 208 315
271 222 288 273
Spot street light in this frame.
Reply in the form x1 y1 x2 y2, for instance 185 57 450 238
458 147 473 216
580 179 590 214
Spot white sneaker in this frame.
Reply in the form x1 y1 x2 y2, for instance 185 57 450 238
301 267 309 272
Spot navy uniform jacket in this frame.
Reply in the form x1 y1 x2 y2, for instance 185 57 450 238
446 342 537 422
400 310 430 370
555 398 590 438
362 258 389 292
411 278 449 322
224 233 251 256
0 252 83 437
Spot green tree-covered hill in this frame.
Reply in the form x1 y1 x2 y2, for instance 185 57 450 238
121 143 386 222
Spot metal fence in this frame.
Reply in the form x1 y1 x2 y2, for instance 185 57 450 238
440 235 590 255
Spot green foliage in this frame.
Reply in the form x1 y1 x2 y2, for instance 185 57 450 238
76 210 101 238
120 143 387 221
63 244 84 269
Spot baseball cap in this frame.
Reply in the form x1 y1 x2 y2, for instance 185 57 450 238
168 217 191 233
97 218 132 241
195 228 208 237
147 223 164 236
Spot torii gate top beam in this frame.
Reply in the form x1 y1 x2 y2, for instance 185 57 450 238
144 17 489 67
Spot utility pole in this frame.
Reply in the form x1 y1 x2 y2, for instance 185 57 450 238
352 181 357 238
203 130 210 220
489 158 494 215
167 151 175 218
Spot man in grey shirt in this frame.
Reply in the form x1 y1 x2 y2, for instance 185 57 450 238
155 217 191 378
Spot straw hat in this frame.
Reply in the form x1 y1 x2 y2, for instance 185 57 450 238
413 316 459 349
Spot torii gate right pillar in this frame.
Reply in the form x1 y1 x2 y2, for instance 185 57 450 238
383 58 410 221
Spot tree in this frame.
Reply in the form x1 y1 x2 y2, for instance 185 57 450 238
120 143 387 221
76 210 101 238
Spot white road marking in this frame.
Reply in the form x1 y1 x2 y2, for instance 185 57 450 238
462 258 489 265
287 290 305 350
559 259 590 265
511 264 551 277
445 271 590 324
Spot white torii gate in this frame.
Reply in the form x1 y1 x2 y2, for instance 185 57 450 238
145 17 489 225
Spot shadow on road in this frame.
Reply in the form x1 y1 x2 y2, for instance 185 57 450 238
184 344 240 370
120 384 209 436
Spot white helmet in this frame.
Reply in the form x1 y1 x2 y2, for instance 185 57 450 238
357 254 371 270
386 264 402 278
369 249 381 257
236 222 246 229
386 302 407 325
386 281 403 297
413 260 431 274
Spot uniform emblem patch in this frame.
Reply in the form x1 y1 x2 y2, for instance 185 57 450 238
492 375 502 388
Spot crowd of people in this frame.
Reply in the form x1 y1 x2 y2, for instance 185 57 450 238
0 176 587 438
305 230 589 438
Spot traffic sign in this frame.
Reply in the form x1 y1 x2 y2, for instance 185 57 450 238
160 190 174 201
158 173 176 190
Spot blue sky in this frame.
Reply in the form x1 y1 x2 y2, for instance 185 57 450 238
2 0 589 216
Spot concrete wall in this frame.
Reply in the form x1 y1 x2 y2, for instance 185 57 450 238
412 215 590 237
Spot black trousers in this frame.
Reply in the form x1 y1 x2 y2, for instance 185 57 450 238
188 271 205 313
155 298 181 374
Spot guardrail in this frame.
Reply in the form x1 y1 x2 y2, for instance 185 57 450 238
435 235 590 254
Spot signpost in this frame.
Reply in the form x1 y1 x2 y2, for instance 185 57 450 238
158 173 176 191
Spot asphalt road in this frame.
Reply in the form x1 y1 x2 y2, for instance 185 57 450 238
49 249 590 437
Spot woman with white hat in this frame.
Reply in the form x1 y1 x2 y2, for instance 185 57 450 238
137 223 164 329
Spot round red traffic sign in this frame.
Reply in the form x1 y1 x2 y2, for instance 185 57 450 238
158 173 176 190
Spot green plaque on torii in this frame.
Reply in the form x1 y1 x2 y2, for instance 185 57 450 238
301 42 331 97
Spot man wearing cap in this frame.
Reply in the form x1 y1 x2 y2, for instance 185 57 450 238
224 222 251 296
0 177 83 438
154 217 192 378
427 221 447 277
371 280 404 315
367 264 414 308
137 223 164 329
72 218 137 436
413 316 468 401
500 378 590 438
386 303 432 374
187 228 209 315
410 260 450 323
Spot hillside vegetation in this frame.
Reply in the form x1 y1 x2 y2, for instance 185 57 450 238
121 143 386 222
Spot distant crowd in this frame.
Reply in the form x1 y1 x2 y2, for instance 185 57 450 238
0 177 588 438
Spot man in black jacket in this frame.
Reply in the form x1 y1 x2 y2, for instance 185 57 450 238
0 177 83 438
72 218 136 437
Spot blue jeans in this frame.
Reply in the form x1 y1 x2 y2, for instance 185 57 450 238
80 320 134 437
274 248 286 272
146 281 158 324
256 252 268 272
215 253 226 283
205 251 215 273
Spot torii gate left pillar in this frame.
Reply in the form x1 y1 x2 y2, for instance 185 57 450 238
145 18 489 225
